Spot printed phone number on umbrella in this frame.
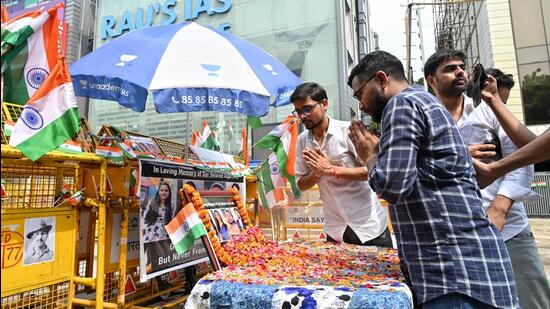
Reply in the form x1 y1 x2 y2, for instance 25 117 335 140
170 95 243 108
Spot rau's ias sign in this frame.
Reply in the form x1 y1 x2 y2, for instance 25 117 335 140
101 0 232 40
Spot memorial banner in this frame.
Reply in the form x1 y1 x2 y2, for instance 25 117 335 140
138 159 243 281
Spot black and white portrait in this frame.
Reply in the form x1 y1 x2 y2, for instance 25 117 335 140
23 216 55 265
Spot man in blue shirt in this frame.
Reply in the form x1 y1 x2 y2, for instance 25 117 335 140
347 50 519 308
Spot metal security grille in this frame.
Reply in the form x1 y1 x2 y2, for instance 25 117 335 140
1 102 24 144
525 172 550 217
1 160 77 209
1 281 70 308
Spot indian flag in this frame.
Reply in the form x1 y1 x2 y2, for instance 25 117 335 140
1 8 49 54
117 140 137 159
8 57 80 161
137 152 156 159
3 119 15 137
129 168 139 196
227 121 234 141
165 203 207 254
57 140 83 154
191 129 202 147
256 115 300 197
201 120 220 151
95 145 124 163
1 5 8 23
2 4 62 105
256 153 288 209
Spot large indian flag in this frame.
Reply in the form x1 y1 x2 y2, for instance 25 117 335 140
256 153 288 209
256 115 300 197
165 203 207 254
1 4 62 104
9 57 80 161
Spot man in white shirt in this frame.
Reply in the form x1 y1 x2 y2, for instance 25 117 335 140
425 49 549 309
290 82 391 247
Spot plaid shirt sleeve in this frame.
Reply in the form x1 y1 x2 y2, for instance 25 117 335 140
369 95 426 204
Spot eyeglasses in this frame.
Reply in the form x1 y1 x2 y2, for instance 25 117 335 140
352 74 378 101
292 101 322 117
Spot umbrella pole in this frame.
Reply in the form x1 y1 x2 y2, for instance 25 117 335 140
184 113 190 163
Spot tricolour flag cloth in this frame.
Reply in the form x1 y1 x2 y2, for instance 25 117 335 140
256 115 300 197
255 153 289 209
191 130 202 147
227 121 234 141
1 5 9 23
8 57 80 161
165 202 207 254
95 145 124 163
56 139 84 154
3 119 15 137
129 168 139 196
65 189 84 206
117 140 137 159
200 119 220 151
2 4 63 104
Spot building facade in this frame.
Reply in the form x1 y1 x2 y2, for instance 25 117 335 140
433 0 549 134
87 0 370 153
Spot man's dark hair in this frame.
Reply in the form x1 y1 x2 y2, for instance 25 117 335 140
486 68 514 90
347 50 407 87
424 49 466 79
290 82 328 103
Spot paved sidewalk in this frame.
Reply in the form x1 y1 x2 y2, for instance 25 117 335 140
529 218 550 278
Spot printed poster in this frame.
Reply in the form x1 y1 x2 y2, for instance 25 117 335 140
138 159 244 281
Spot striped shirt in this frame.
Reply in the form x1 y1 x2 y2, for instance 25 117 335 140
368 86 519 308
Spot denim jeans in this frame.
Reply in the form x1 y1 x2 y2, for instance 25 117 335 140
505 225 550 309
421 293 497 309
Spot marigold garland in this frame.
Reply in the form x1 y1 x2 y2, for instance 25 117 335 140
181 184 253 266
230 187 252 227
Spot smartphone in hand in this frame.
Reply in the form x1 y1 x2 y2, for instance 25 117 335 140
466 63 488 107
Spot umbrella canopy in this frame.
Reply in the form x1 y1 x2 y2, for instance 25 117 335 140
70 22 302 117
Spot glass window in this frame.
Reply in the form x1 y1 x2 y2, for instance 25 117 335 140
510 0 546 49
90 0 343 152
518 62 550 125
516 45 549 65
542 0 550 44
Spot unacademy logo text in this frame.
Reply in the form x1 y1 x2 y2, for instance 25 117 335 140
89 82 129 97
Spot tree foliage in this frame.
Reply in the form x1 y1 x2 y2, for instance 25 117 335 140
522 68 550 125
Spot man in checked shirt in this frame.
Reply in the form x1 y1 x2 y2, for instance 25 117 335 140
347 50 519 308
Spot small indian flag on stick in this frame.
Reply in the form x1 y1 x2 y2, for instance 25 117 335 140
3 120 15 137
165 203 207 254
95 145 124 162
56 140 83 154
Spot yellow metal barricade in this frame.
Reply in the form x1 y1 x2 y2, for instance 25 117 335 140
1 105 237 308
1 146 100 308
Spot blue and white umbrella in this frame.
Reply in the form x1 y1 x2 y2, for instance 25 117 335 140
70 22 302 117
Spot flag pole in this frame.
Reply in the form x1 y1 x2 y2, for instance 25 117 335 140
184 112 190 163
227 120 234 155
